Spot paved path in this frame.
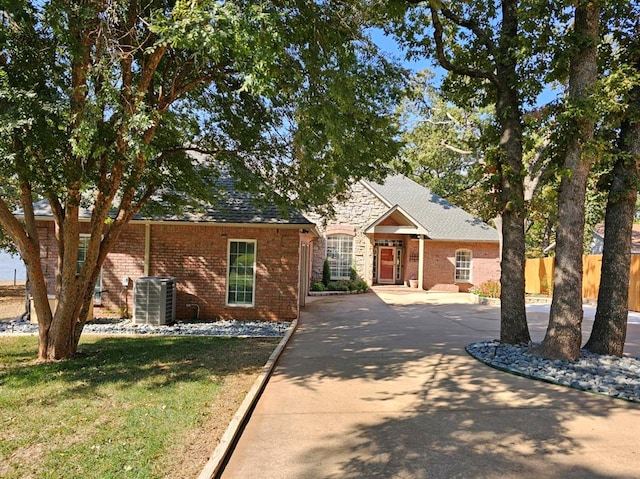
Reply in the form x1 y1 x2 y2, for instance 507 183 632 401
220 288 640 478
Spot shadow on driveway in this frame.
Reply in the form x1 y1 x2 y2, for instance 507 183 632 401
220 290 640 479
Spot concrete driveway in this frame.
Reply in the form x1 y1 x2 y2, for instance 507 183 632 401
219 287 640 478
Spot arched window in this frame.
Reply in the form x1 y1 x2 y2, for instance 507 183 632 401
455 249 472 282
326 234 353 280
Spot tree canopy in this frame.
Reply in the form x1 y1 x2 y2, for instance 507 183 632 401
397 71 495 222
0 0 406 360
386 0 640 357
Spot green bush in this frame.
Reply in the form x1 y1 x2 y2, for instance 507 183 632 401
328 281 349 291
309 275 368 294
350 266 358 281
322 258 331 287
352 279 369 292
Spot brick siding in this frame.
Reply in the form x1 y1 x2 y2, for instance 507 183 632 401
36 221 301 321
423 241 500 292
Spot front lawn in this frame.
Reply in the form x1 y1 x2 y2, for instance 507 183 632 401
0 334 278 478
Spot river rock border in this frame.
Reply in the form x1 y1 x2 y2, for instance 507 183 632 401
466 339 640 403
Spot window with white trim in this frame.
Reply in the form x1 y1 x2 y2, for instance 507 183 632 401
227 240 256 306
78 234 102 303
326 234 353 280
455 249 472 282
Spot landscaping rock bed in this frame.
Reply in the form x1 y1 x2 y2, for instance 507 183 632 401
0 317 292 337
467 339 640 403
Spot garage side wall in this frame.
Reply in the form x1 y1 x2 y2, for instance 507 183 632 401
35 221 301 321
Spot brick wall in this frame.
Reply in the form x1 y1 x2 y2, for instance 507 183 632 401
36 221 301 321
423 241 500 292
37 223 57 294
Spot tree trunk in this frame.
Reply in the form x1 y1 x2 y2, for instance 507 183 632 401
496 0 530 345
24 256 53 361
419 0 530 343
536 2 599 360
584 126 640 356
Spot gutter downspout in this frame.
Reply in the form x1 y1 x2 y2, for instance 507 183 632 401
144 223 151 276
418 235 425 290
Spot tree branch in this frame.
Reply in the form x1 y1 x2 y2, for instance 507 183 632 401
440 141 473 155
428 5 497 83
406 1 498 84
439 4 497 57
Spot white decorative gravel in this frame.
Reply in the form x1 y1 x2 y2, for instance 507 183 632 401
0 318 292 337
467 340 640 403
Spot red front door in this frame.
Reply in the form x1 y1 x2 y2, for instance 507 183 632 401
378 247 395 284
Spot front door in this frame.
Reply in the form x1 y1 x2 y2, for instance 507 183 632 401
378 247 396 284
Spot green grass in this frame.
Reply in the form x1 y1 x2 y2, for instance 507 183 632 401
0 334 278 478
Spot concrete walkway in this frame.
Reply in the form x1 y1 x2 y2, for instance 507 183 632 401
219 288 640 478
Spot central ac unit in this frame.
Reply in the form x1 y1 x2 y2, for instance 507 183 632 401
133 277 177 325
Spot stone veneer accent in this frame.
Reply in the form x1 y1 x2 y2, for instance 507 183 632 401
307 182 390 284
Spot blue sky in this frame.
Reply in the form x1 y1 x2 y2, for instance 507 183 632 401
371 29 433 74
370 28 561 108
0 252 26 281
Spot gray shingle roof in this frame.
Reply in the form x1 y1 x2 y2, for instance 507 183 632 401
363 175 499 242
27 176 313 226
149 176 313 225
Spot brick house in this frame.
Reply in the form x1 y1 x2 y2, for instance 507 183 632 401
27 173 498 323
30 176 317 322
307 174 500 292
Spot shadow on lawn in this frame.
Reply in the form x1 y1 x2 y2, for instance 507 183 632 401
274 293 639 479
0 336 277 397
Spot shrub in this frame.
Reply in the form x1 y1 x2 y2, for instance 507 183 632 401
352 279 368 292
322 259 331 287
350 266 358 281
309 276 368 294
328 281 349 291
311 282 325 292
471 280 501 298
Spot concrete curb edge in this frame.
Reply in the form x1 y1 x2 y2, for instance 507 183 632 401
196 318 299 479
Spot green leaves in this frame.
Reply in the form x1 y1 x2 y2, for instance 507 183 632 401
0 0 405 220
398 71 494 219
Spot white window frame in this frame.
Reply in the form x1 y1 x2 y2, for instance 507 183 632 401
326 234 354 280
78 234 102 304
455 249 472 283
226 239 257 307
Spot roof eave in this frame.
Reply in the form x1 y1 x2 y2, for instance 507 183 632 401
24 215 314 229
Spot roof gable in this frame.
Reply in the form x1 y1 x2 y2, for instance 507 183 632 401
364 205 429 235
362 175 498 242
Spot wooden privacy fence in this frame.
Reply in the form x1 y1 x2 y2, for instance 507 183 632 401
525 254 640 312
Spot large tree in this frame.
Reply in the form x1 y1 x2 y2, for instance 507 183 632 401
536 0 600 360
394 0 564 344
0 0 404 360
398 71 494 221
584 10 640 356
